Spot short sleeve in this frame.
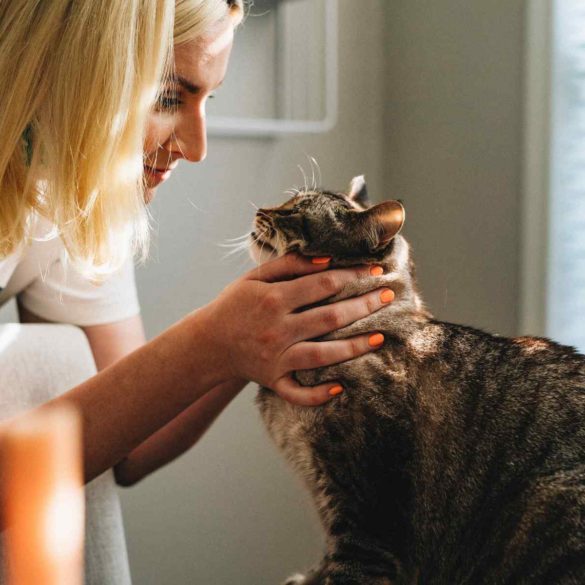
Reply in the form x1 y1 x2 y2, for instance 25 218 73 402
17 257 141 327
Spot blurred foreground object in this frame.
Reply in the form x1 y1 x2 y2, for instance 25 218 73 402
3 405 84 585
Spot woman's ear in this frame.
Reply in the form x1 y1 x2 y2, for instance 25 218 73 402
358 200 405 250
348 175 369 206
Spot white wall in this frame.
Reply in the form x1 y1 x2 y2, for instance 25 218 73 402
120 2 389 584
383 0 525 336
0 1 526 583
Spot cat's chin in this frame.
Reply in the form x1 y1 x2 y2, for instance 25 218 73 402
249 241 279 265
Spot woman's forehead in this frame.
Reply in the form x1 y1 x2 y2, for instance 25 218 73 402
174 19 234 71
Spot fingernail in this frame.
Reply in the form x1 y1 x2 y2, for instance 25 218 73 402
369 333 385 348
380 289 395 304
370 265 384 276
312 256 332 265
328 385 344 397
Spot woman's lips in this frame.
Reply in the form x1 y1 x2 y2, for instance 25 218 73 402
144 165 172 186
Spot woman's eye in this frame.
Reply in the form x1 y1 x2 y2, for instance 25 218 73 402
155 93 182 111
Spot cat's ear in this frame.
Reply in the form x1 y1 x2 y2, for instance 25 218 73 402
359 200 405 249
348 175 369 206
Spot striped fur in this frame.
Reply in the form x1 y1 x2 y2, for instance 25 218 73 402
252 181 585 584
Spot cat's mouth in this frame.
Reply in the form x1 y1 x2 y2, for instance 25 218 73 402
251 232 277 252
250 231 279 264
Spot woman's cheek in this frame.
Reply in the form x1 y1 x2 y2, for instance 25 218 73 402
144 115 176 154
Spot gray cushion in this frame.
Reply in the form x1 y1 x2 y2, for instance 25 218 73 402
0 324 132 585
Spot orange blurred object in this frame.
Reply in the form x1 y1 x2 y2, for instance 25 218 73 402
3 405 84 585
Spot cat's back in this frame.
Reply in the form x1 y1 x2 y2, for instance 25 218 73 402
401 321 585 583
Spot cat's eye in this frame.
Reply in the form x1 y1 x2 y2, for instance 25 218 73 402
271 208 298 215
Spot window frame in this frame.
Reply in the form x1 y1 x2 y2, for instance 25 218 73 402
520 0 554 337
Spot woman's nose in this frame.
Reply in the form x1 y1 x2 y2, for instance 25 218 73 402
176 105 207 163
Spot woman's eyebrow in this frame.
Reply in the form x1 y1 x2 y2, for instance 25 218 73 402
170 75 225 94
174 75 200 94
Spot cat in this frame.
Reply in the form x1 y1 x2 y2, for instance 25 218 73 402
250 176 585 585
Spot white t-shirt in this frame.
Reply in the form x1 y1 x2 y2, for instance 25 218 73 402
0 215 140 326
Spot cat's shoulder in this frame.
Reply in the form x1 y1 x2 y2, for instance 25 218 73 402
419 319 585 367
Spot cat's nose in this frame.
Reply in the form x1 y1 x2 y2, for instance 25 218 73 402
255 211 276 237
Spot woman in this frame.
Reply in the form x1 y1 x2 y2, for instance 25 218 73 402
0 0 391 542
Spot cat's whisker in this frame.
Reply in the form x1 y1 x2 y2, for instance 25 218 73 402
219 233 255 259
310 156 322 188
307 155 316 190
223 232 252 242
221 240 251 258
218 239 250 249
187 199 203 212
257 231 275 263
298 164 308 193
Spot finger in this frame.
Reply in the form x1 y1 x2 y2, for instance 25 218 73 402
272 375 343 406
284 332 385 371
245 253 332 284
280 264 387 310
287 288 395 343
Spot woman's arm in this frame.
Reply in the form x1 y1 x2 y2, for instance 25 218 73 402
80 316 147 371
113 378 245 486
13 255 391 485
79 317 247 485
20 307 227 483
19 304 247 485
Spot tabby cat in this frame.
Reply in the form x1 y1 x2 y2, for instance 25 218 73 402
251 176 585 584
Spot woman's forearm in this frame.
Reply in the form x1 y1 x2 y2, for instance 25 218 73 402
44 307 227 483
113 378 246 486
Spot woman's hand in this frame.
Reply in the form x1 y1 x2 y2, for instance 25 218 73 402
202 254 393 406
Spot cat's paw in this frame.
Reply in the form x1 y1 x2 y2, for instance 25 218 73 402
282 574 306 585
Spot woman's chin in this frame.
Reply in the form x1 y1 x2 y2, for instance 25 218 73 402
144 166 172 192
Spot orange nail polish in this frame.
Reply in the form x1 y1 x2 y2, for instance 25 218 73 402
329 385 344 396
369 333 385 348
370 266 384 276
380 289 395 304
312 257 332 265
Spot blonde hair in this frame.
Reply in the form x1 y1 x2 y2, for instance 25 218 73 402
174 0 243 46
0 0 242 277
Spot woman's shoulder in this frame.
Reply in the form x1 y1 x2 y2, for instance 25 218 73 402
0 248 23 290
0 212 63 292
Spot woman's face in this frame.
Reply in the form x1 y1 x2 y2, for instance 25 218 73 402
143 18 234 200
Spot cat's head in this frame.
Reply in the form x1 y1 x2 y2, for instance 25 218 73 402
250 175 406 267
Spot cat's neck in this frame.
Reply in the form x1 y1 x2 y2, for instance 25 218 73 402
330 236 430 321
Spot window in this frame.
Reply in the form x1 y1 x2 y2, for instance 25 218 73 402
522 0 585 352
